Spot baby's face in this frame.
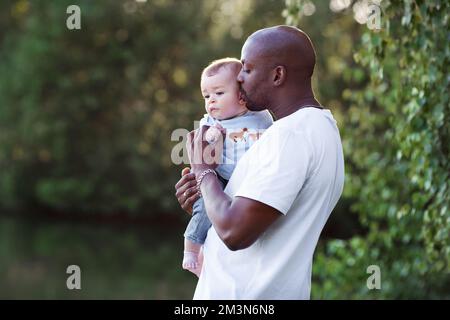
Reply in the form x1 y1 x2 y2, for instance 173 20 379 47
200 68 247 120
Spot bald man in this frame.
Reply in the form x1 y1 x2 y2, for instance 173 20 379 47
175 25 345 299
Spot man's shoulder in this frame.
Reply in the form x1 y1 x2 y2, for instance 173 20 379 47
275 108 337 133
256 108 339 153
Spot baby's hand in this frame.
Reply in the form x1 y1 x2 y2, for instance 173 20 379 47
205 124 225 144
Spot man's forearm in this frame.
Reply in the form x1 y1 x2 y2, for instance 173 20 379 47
198 172 281 251
200 174 236 246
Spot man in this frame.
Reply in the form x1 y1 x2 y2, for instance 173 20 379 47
175 25 345 299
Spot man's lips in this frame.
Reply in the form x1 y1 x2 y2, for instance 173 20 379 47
239 88 249 102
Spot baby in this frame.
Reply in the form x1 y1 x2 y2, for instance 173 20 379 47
182 57 273 276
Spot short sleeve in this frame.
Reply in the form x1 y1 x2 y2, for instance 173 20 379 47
234 127 312 215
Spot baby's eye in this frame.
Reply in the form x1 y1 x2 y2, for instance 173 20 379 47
203 95 210 99
216 92 224 95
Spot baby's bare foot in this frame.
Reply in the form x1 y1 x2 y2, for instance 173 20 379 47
182 251 201 277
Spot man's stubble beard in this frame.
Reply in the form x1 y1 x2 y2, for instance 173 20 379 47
239 87 266 112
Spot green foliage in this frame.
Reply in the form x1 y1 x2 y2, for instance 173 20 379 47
0 0 284 215
286 0 449 298
2 0 448 299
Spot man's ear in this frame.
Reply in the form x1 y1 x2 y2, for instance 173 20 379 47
272 66 286 86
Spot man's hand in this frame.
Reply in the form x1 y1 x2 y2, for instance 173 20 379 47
174 125 224 215
186 125 223 178
175 167 198 215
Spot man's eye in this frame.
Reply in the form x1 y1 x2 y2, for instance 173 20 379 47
244 69 250 74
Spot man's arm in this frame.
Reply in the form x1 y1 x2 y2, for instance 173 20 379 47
182 125 281 251
200 173 281 251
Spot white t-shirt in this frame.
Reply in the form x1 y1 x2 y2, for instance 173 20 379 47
193 107 345 300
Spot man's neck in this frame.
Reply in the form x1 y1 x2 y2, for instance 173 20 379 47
270 96 321 120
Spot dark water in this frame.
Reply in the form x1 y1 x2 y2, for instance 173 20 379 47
0 214 197 299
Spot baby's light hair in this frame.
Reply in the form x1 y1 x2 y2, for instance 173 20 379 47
201 57 242 79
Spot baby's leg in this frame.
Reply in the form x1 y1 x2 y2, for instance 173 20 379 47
183 238 202 277
182 197 211 277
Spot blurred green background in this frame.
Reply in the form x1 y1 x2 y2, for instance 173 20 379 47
0 0 448 299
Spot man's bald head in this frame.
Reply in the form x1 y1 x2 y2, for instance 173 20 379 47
238 25 320 116
243 25 316 80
